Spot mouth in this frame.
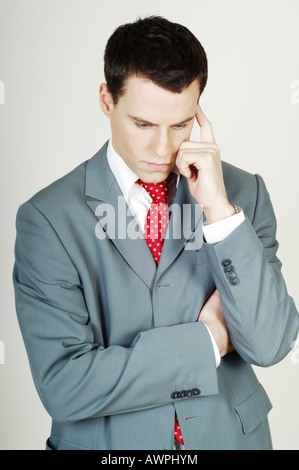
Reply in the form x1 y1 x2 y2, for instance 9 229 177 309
144 162 172 171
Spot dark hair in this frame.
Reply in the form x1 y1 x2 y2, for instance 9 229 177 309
104 16 208 104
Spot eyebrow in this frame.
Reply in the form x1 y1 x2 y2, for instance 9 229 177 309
128 114 195 127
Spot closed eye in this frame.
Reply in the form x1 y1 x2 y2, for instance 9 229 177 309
129 114 194 130
135 122 151 129
173 123 188 130
135 122 189 130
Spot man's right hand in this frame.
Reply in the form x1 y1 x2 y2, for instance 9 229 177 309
198 289 235 357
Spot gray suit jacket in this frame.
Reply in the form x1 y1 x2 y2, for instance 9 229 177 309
13 142 299 450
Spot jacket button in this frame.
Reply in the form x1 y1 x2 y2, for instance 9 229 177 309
186 390 193 397
191 388 201 396
225 271 237 279
221 259 232 267
171 391 179 399
179 390 187 398
223 265 234 273
229 277 240 286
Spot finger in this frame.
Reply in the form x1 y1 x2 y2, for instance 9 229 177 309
176 159 195 180
179 140 218 151
175 153 194 180
176 149 217 175
176 152 207 181
196 104 216 144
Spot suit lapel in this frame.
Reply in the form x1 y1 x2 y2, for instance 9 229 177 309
85 143 157 290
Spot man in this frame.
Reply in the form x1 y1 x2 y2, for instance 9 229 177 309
13 16 298 450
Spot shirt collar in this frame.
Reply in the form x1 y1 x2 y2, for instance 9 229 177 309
107 140 139 200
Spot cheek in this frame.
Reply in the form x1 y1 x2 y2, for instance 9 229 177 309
171 130 192 153
125 128 151 151
121 131 151 165
181 127 193 142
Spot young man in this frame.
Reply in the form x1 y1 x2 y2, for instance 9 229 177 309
13 16 298 450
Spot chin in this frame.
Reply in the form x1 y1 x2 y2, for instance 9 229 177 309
141 171 172 184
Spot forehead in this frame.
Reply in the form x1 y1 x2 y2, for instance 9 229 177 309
118 76 200 123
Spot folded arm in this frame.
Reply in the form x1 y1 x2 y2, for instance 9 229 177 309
203 174 299 366
13 202 219 423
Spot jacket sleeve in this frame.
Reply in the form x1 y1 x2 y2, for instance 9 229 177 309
13 201 218 423
204 174 299 366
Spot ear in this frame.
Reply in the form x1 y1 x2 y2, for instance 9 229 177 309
99 83 114 117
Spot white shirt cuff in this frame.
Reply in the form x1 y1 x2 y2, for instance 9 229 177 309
202 210 245 244
203 323 221 367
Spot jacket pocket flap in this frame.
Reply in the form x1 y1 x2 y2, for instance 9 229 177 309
234 384 272 434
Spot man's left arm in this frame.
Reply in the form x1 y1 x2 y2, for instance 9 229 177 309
204 173 299 366
176 105 299 366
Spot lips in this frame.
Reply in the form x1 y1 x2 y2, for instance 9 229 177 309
144 162 172 170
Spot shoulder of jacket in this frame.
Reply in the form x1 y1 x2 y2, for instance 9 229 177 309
27 160 88 210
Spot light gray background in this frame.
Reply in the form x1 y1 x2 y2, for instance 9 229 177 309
0 0 298 450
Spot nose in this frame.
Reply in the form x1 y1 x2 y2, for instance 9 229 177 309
153 129 172 159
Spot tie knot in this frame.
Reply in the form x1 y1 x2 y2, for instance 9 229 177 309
136 173 174 204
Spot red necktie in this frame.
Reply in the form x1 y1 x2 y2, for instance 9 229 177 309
136 173 184 446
